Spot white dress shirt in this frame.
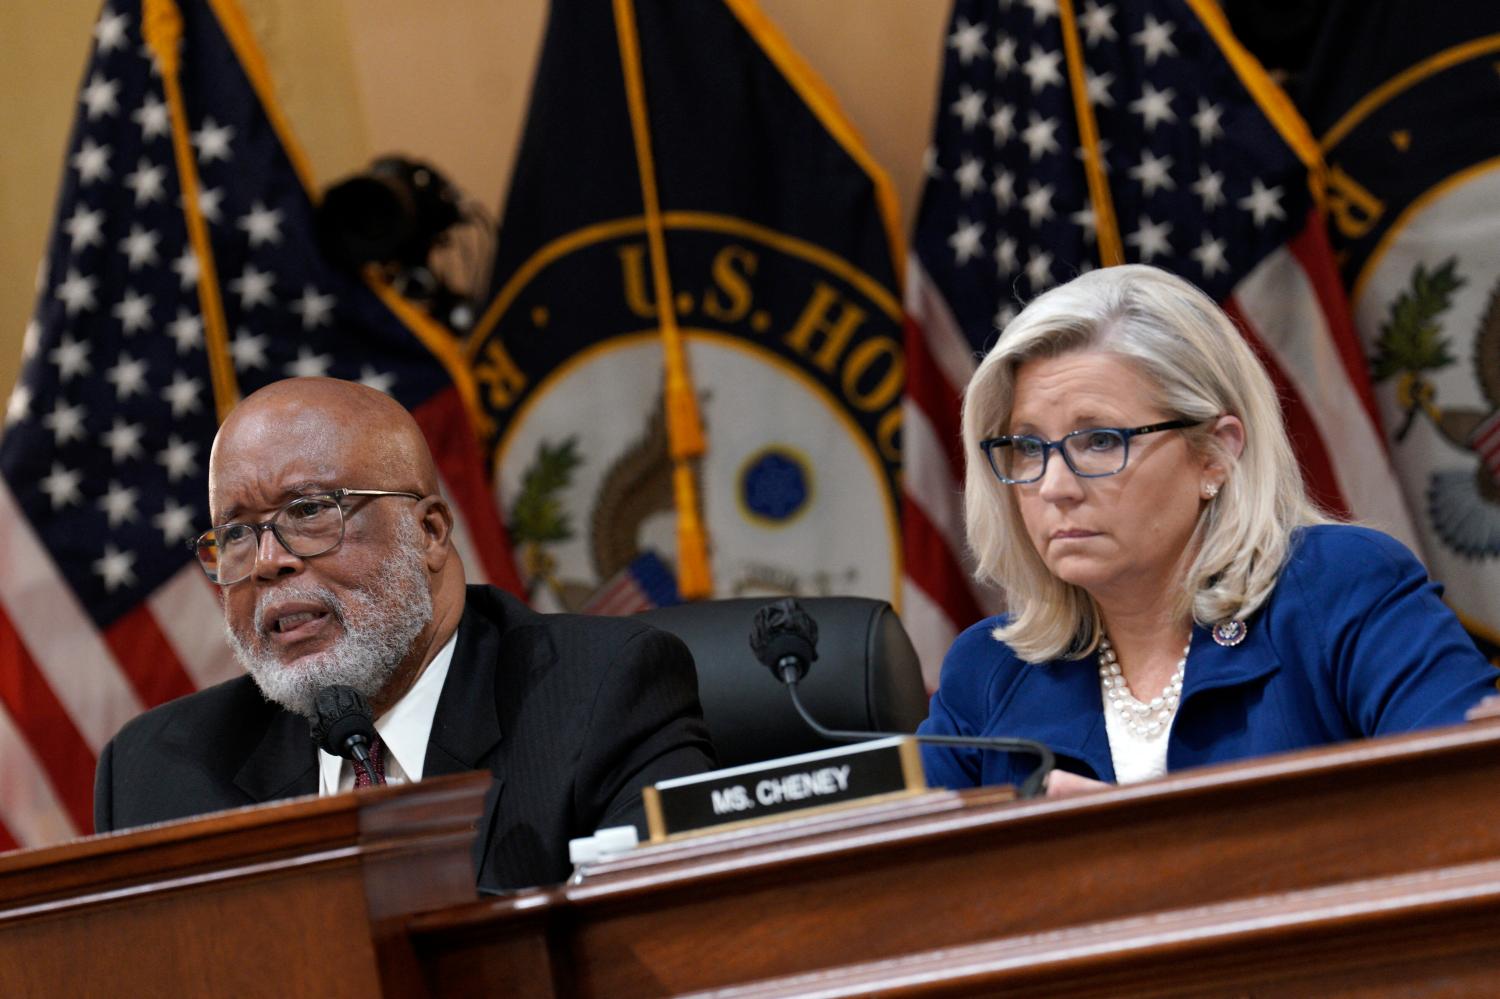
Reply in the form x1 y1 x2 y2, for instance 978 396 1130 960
318 630 458 795
1101 699 1173 784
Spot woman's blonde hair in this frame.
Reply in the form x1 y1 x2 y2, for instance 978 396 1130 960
962 264 1332 662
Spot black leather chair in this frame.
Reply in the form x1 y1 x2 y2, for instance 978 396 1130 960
636 597 930 768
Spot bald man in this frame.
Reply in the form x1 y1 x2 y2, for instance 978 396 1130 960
94 378 714 890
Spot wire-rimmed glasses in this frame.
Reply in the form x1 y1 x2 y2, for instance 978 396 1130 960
192 488 422 585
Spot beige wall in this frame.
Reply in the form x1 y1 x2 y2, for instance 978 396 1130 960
0 1 946 405
0 4 101 408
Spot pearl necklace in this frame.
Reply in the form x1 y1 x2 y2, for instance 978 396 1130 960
1098 635 1188 739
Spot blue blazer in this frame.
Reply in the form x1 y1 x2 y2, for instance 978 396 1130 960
919 525 1499 788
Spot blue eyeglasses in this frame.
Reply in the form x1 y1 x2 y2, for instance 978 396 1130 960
979 420 1201 485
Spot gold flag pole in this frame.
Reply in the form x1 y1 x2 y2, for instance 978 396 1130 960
612 0 713 598
1057 0 1125 267
142 0 242 423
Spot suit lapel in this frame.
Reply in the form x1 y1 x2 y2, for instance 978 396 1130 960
1180 622 1280 701
425 599 505 775
425 594 507 882
232 708 319 803
1008 660 1114 781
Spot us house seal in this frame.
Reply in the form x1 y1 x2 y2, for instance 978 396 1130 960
472 216 903 613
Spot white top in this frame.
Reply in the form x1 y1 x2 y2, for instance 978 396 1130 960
318 630 459 795
1101 693 1173 784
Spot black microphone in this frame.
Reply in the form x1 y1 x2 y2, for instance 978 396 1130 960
749 597 819 684
310 685 384 785
749 598 1056 798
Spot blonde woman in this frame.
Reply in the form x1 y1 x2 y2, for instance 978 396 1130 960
919 265 1496 796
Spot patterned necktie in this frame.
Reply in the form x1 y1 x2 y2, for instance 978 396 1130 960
353 734 386 788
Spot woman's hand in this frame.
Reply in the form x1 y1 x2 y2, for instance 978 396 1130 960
1044 770 1112 798
1467 693 1500 720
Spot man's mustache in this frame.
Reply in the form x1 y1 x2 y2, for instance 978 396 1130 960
250 585 346 638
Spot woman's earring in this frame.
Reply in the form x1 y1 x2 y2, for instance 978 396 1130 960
1203 483 1220 499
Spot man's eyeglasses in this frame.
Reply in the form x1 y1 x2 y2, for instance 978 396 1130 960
192 488 422 585
979 420 1201 485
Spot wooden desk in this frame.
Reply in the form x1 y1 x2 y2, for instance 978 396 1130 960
6 722 1500 996
410 718 1500 997
0 771 489 998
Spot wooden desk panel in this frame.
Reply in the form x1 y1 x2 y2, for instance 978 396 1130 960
703 859 1500 997
411 719 1500 997
0 772 489 999
7 723 1499 996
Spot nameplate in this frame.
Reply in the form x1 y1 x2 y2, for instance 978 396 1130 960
642 736 926 841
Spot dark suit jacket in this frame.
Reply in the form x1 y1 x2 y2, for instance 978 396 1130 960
94 585 715 890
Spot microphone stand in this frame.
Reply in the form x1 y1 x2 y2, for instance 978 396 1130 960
779 669 1056 799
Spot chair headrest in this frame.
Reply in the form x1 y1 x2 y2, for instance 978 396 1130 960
637 596 928 767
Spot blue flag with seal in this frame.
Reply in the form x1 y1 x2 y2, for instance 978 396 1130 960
470 0 906 614
1300 1 1500 662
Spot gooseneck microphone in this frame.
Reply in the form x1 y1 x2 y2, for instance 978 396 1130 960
310 685 384 785
749 598 1056 798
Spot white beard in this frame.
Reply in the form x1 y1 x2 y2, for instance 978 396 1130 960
226 531 434 720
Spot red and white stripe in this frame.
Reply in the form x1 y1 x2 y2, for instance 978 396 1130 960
0 477 136 845
1227 215 1420 552
412 387 524 596
0 480 144 754
145 565 238 690
0 700 74 850
902 256 1000 689
580 570 655 617
1468 412 1500 486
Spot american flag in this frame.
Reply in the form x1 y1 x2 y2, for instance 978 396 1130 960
901 0 1419 683
0 0 519 851
579 552 680 617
